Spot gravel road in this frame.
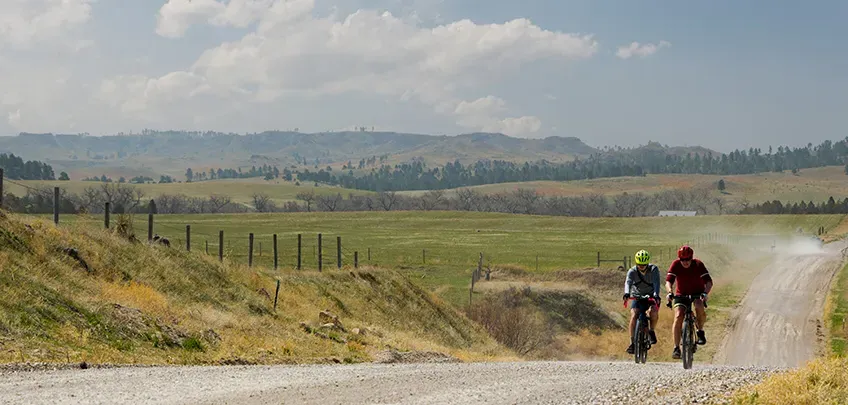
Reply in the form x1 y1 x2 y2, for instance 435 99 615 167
715 238 846 367
0 361 777 404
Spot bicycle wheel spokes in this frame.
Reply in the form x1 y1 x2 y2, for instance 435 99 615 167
682 314 694 369
634 317 643 364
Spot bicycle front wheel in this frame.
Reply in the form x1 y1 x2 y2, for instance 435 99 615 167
681 315 694 369
634 317 644 364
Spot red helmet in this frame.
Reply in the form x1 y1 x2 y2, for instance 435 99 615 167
678 245 694 259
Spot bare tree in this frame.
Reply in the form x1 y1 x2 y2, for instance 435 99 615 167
585 193 609 217
187 196 210 213
78 186 104 213
490 192 520 213
378 191 398 211
155 194 190 214
208 194 232 213
317 193 343 211
363 195 374 211
296 190 316 212
613 192 650 217
713 196 726 215
456 188 480 211
513 188 539 214
418 190 445 210
252 193 274 212
689 187 712 214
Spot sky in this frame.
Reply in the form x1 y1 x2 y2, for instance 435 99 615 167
0 0 846 152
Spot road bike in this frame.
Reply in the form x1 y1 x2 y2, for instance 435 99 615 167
667 294 707 369
626 294 657 364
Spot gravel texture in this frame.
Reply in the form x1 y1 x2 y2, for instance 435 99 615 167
0 361 778 404
714 239 848 367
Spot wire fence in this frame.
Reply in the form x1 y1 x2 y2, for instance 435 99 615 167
0 174 834 277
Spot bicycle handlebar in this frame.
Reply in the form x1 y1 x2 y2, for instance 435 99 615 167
667 293 709 309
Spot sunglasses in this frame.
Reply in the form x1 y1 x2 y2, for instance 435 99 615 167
680 258 692 262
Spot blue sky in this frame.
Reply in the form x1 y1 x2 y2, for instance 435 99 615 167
0 0 845 153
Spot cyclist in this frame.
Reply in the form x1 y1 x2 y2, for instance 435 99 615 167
623 249 661 354
665 244 713 359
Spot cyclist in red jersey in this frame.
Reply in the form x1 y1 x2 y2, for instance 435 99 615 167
665 244 713 360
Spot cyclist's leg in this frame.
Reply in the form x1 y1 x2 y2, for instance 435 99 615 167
672 296 688 358
647 301 658 343
648 302 659 329
694 298 707 344
629 307 639 339
627 302 639 353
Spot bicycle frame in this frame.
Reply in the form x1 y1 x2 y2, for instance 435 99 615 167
668 294 707 369
627 294 656 364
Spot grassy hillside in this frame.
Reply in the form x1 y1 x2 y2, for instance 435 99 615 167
0 210 505 366
406 165 848 205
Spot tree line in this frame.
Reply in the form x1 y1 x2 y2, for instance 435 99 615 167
0 153 55 180
1 182 736 217
186 165 283 182
739 197 848 215
295 137 848 191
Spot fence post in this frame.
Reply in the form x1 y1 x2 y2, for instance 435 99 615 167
354 251 359 268
206 240 209 254
423 249 426 264
53 187 60 224
104 202 110 229
259 242 262 257
219 230 224 262
297 234 302 270
273 234 278 270
536 254 539 272
597 251 600 267
337 236 342 269
0 168 4 208
147 199 154 241
368 248 371 261
249 233 254 267
273 279 281 311
318 233 322 272
186 225 191 251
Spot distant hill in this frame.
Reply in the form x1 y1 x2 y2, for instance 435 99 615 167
0 130 721 180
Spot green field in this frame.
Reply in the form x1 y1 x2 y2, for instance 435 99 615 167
57 211 846 306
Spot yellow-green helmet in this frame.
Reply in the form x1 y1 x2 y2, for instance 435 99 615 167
635 249 651 265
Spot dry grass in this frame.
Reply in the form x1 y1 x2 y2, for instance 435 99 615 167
0 210 507 366
731 357 848 404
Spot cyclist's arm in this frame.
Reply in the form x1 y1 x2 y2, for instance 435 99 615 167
652 265 661 297
624 268 635 296
665 263 677 296
700 262 713 294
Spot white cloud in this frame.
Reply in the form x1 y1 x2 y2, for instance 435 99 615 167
131 0 598 134
616 40 671 59
484 116 542 137
452 96 541 137
7 109 21 128
0 0 94 49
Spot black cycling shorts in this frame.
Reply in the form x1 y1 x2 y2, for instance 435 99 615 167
672 295 704 309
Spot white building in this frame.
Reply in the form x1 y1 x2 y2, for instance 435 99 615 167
658 210 697 217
